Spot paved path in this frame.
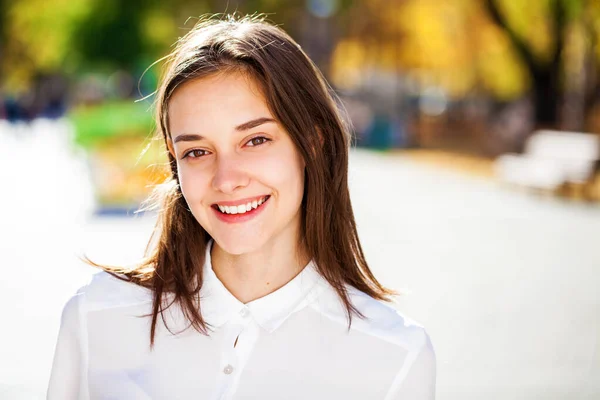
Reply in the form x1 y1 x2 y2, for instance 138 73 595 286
1 121 599 399
349 151 600 400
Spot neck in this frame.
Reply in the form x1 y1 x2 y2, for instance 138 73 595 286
210 237 309 304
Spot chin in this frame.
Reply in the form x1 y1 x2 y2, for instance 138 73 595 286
211 232 268 256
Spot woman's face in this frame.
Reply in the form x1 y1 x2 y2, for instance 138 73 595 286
167 72 305 255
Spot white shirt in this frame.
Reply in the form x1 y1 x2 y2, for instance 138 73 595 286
48 245 436 399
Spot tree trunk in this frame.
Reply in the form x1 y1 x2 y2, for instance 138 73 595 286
533 67 561 128
484 0 567 129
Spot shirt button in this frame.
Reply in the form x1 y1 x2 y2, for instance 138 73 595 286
239 307 249 318
223 364 234 375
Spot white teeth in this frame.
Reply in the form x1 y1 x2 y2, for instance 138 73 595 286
217 196 269 214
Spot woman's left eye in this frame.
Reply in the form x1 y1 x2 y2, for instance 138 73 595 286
246 136 270 147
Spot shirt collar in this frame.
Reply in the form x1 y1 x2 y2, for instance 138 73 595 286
199 241 326 333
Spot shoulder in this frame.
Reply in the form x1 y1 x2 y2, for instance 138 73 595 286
312 282 432 353
348 286 431 350
69 271 153 313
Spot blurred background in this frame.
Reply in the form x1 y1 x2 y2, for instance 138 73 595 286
0 0 599 399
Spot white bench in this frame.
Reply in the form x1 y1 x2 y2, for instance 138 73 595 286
494 130 600 194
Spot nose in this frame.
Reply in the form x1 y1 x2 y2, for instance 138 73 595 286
211 153 250 194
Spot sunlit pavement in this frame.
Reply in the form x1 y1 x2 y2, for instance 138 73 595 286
1 120 599 399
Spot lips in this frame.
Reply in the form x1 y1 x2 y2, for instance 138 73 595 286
211 195 271 224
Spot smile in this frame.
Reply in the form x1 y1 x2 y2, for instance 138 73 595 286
213 195 271 215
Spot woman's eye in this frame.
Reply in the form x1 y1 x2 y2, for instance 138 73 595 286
184 149 209 159
247 136 270 147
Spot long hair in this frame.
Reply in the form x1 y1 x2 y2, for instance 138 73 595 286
96 15 396 347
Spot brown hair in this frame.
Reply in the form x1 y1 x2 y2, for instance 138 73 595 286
97 15 396 347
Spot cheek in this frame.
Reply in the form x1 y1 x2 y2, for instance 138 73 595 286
262 149 305 198
177 164 211 206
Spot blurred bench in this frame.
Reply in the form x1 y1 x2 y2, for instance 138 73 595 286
494 130 600 198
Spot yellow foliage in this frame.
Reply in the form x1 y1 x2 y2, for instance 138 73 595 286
9 0 92 67
396 0 481 96
330 0 534 99
143 10 178 50
494 0 554 62
3 0 93 90
330 39 367 90
476 24 529 100
398 0 455 69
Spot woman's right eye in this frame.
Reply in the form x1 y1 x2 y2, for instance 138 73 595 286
183 149 209 159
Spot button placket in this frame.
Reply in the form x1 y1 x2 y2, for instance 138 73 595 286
215 316 262 400
230 307 250 349
219 322 243 379
239 307 250 318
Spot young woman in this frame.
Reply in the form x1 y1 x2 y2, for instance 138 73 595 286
48 15 436 400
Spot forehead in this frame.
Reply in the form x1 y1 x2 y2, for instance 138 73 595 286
167 72 273 136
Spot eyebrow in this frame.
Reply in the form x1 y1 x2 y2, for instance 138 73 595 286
235 117 276 132
172 117 277 144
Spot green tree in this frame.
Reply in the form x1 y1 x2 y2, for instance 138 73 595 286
71 0 166 71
